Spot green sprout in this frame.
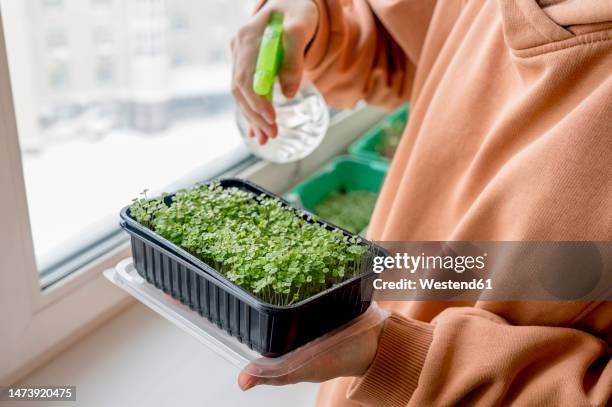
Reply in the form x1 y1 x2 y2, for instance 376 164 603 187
130 182 369 306
376 115 406 159
313 190 378 235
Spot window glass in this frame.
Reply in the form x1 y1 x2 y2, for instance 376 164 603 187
2 0 254 278
96 56 114 83
42 0 63 9
92 26 113 48
46 28 67 49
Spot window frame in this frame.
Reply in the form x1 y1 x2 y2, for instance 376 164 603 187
0 6 387 384
0 10 133 384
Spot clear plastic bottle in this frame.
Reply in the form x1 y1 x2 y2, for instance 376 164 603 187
236 81 329 164
235 12 329 164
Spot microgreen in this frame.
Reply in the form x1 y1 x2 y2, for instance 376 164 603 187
313 190 378 235
130 182 368 306
376 114 406 159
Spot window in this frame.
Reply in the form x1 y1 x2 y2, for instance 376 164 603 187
172 52 187 66
0 0 377 385
134 0 164 18
91 0 112 7
93 26 113 48
0 0 263 385
96 56 113 83
4 0 255 281
134 30 165 57
46 28 67 49
171 14 188 31
49 60 69 87
41 0 62 8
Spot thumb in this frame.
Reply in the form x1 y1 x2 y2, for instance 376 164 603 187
238 371 261 391
237 348 340 391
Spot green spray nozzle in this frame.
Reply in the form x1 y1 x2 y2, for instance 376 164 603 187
253 13 284 100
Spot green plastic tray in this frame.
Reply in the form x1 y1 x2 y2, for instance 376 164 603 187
285 156 388 226
348 105 409 163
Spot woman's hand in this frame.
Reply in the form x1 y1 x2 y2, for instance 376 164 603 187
238 325 381 390
231 0 319 145
237 306 389 390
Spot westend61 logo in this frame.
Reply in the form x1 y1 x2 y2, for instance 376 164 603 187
372 252 488 274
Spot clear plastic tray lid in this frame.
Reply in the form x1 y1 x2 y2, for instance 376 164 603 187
104 259 388 378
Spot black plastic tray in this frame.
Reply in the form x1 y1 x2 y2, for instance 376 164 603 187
120 178 381 357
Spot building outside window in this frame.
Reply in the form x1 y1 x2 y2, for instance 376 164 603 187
46 28 67 49
91 0 111 6
93 26 113 48
49 60 69 88
41 0 63 9
96 56 113 83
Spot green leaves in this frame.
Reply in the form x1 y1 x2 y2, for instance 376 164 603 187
313 190 378 235
376 114 406 159
130 191 168 229
130 182 368 306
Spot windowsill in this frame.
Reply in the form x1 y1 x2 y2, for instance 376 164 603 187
17 302 319 407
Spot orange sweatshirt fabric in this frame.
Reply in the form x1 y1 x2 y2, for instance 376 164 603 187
302 0 612 406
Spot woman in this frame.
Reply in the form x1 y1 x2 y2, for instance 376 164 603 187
231 0 612 405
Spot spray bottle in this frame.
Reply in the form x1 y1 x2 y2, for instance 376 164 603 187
236 13 329 164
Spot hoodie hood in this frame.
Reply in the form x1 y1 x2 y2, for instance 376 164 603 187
540 0 612 26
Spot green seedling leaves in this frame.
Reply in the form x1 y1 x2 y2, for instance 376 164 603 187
131 182 368 305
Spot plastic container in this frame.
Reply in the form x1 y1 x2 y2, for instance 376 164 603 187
285 156 388 212
119 178 384 357
286 157 388 237
349 105 409 163
236 12 330 164
104 258 390 378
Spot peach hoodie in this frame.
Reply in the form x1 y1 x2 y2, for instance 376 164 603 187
295 0 612 406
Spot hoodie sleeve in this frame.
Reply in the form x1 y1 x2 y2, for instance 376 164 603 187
303 0 436 109
347 306 612 406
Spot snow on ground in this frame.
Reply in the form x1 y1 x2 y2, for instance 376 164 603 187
22 110 244 270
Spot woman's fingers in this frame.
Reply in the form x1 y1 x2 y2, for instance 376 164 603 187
235 44 275 125
238 371 258 390
231 9 276 141
238 323 383 391
258 130 270 145
238 351 337 390
278 21 307 98
233 88 276 142
277 4 319 97
231 0 319 142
